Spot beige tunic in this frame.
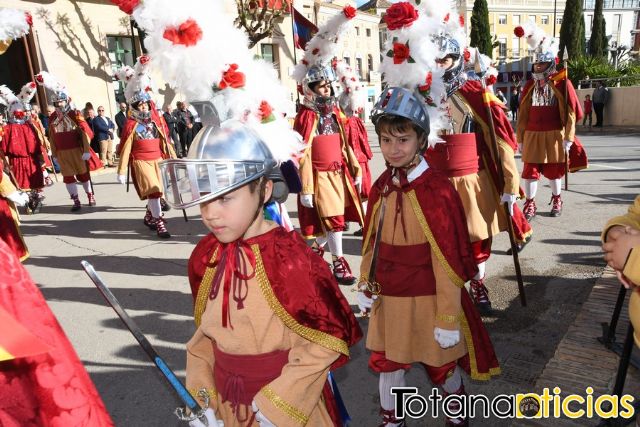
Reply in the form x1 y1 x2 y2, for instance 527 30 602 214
362 173 467 367
50 114 91 177
187 247 338 427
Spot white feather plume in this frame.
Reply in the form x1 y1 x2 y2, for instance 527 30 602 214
123 55 156 103
0 8 31 41
17 81 37 105
515 20 556 56
122 0 303 164
0 85 19 107
335 60 364 116
114 65 135 83
35 71 68 96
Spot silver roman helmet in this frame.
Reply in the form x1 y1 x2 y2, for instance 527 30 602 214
159 102 279 209
433 33 466 96
370 86 430 134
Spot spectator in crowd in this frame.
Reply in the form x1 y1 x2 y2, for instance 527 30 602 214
186 102 202 134
510 87 519 121
163 105 181 157
592 81 610 127
114 102 128 139
174 101 194 157
84 107 100 153
83 102 94 120
496 88 507 104
583 94 593 128
92 106 116 167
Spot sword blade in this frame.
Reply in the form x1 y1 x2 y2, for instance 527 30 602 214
80 261 202 414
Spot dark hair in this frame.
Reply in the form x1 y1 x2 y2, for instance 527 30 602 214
375 114 428 153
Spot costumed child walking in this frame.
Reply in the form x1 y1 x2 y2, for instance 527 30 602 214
114 0 363 425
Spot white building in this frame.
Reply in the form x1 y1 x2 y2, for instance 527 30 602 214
583 0 640 59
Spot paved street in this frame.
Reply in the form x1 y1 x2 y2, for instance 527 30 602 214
19 128 639 426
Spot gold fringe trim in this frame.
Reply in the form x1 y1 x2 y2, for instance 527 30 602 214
436 312 462 323
406 191 465 288
253 246 350 356
260 385 309 425
188 387 218 406
361 197 381 256
460 314 501 381
194 247 220 327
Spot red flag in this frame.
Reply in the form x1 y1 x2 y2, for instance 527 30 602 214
292 6 318 50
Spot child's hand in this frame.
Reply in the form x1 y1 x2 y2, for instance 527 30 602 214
252 401 276 426
603 231 640 271
434 327 460 349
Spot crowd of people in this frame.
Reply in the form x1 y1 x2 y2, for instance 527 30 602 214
0 2 635 427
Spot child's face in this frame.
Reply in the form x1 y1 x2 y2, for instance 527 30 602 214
313 80 332 97
379 126 420 168
199 180 273 243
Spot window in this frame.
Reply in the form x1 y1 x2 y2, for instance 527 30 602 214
541 15 549 25
586 14 593 33
613 14 621 33
498 37 507 57
529 15 536 23
512 37 521 58
367 54 373 72
513 15 520 25
366 28 371 37
356 57 363 79
498 15 507 25
260 44 280 77
107 35 135 103
344 56 350 65
355 27 360 36
556 16 563 25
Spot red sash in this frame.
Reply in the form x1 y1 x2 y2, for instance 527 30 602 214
424 133 480 177
131 138 162 161
213 344 289 409
526 105 563 131
311 134 343 171
53 130 81 150
376 242 436 297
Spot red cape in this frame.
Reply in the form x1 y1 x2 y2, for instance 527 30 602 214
0 238 113 426
188 227 362 369
0 163 28 262
365 166 500 379
48 110 103 171
521 72 588 172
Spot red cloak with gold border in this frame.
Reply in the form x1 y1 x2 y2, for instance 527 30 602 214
0 163 29 262
455 80 533 243
519 71 588 172
48 110 103 172
363 166 501 380
0 238 114 426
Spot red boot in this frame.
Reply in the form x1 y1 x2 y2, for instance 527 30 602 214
470 278 492 315
71 194 81 212
523 198 537 222
332 256 357 285
87 192 96 206
443 383 469 426
143 208 156 229
549 194 563 217
378 408 406 427
154 216 171 239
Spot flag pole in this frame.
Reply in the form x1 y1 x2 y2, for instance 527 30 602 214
290 1 300 106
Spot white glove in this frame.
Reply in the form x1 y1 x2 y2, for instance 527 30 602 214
357 291 378 313
354 176 362 192
518 143 523 153
43 169 49 178
6 191 29 207
563 140 573 153
252 402 276 427
81 152 91 161
117 174 127 185
188 408 223 427
500 193 517 216
434 327 460 349
47 149 52 156
300 193 314 208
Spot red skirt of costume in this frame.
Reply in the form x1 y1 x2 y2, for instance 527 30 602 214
0 199 28 262
1 124 44 190
344 116 373 199
0 238 114 426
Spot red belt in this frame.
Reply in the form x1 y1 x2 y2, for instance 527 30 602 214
213 344 289 410
424 133 480 177
131 138 162 161
311 134 343 171
53 130 81 150
526 105 563 131
376 242 436 297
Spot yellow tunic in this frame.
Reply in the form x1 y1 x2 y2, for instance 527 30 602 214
187 245 338 427
50 114 91 177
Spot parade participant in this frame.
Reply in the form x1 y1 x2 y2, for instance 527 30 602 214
336 59 373 237
0 82 49 213
115 56 175 239
514 21 588 219
35 71 103 211
0 237 114 426
0 159 29 261
292 7 364 285
358 3 500 425
422 22 532 314
111 0 363 424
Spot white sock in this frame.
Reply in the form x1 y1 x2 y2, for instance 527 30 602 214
316 235 328 247
328 231 343 258
148 198 162 218
473 261 486 281
362 200 368 217
82 180 92 194
65 182 78 196
379 369 406 411
442 367 462 393
522 178 538 199
550 178 562 196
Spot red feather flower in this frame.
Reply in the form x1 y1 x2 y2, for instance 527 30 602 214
259 101 274 122
111 0 140 15
392 42 411 64
35 74 43 84
486 75 497 86
218 64 246 89
29 82 36 89
343 6 357 19
25 12 33 27
463 48 471 62
444 13 450 22
419 71 433 92
384 2 419 31
139 55 150 65
555 56 560 64
459 15 465 27
312 48 320 55
14 110 26 120
163 19 203 47
514 26 525 38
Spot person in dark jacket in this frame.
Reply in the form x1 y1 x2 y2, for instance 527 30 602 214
114 102 128 139
174 101 194 157
163 105 181 157
510 87 519 121
93 106 116 167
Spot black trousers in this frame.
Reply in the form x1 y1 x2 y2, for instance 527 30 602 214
594 102 605 127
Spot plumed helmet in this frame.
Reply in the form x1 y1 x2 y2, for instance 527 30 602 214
371 86 430 135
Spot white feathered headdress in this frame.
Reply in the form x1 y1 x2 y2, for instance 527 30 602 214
292 6 358 85
0 8 32 42
335 60 364 116
35 70 72 105
114 0 303 165
378 0 467 145
17 81 37 106
514 20 558 63
0 85 21 112
121 55 155 105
